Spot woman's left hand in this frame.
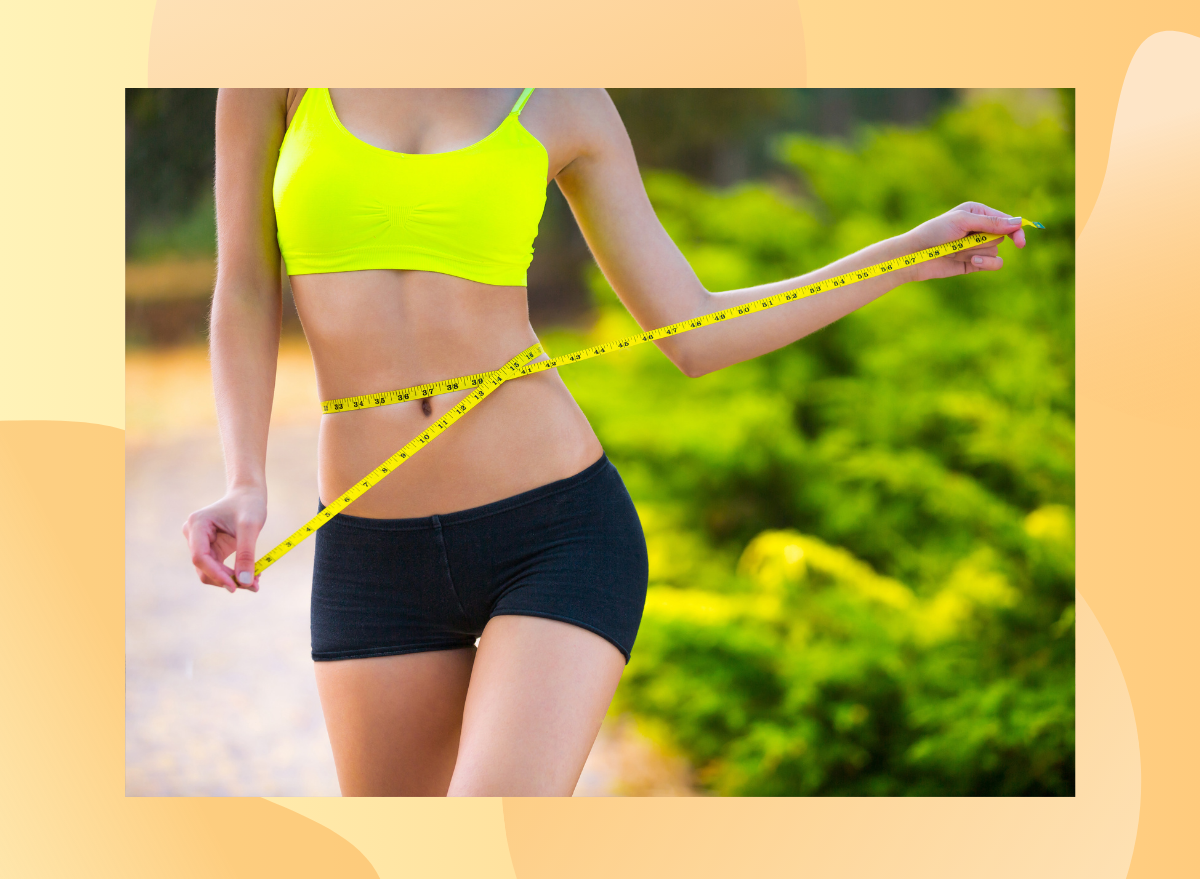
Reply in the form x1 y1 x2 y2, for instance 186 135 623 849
902 201 1027 282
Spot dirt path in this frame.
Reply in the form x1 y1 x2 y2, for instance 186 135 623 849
127 420 341 795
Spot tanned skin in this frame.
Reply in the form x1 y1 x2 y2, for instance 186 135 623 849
183 89 1026 795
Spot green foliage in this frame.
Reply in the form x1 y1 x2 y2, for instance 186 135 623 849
546 98 1075 795
608 89 959 184
125 88 218 256
128 184 217 261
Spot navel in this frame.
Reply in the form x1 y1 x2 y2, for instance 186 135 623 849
421 399 433 417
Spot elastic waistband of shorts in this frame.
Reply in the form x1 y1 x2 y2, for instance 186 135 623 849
317 453 613 532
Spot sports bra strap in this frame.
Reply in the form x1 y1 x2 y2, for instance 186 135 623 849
510 88 535 116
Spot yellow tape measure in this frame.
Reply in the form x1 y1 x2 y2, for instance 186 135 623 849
255 220 1043 576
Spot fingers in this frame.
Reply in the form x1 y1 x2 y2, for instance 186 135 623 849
195 560 256 592
185 517 235 593
193 552 239 593
958 209 1024 234
956 201 1019 222
969 254 1004 271
233 515 263 593
955 201 1008 217
185 512 254 594
195 564 230 589
954 206 1026 248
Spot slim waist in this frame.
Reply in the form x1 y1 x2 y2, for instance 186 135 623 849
318 452 612 532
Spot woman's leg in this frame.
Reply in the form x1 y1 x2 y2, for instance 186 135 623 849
314 647 476 796
446 615 627 796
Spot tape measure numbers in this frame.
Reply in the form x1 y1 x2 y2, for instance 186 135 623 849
255 220 1043 576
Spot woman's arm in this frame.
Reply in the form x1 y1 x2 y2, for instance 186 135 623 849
182 88 289 593
554 91 1026 378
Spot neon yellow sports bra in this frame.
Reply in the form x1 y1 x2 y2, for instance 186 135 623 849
273 88 548 286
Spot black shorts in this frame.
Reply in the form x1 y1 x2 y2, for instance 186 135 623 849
311 454 648 663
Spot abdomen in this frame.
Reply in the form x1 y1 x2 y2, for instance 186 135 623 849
292 268 604 518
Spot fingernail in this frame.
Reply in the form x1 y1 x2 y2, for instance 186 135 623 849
1008 216 1023 224
972 256 983 265
237 571 253 585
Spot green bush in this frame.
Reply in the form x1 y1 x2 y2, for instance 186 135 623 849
545 97 1075 795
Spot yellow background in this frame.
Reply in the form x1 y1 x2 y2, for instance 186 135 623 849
1 1 1197 876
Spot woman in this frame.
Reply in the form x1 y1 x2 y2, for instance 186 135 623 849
182 88 1028 796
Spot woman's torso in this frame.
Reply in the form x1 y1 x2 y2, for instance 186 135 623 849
278 88 603 518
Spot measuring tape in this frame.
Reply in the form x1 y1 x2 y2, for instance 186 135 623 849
254 220 1043 576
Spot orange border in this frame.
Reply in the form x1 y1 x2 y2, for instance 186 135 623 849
2 2 1197 876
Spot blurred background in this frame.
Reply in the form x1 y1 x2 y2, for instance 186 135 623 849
126 88 1075 796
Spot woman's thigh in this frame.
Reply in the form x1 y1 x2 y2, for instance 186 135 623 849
447 615 627 796
314 647 476 796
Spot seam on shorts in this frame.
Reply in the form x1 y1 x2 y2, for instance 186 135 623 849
487 609 632 664
431 514 472 623
312 639 477 662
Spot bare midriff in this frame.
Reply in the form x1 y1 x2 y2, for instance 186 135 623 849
291 268 605 519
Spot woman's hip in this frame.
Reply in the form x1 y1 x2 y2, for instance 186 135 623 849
311 454 649 662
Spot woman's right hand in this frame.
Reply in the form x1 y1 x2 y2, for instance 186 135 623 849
182 485 267 593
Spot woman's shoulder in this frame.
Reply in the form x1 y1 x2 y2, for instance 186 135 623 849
531 89 621 132
216 89 290 141
522 89 630 178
